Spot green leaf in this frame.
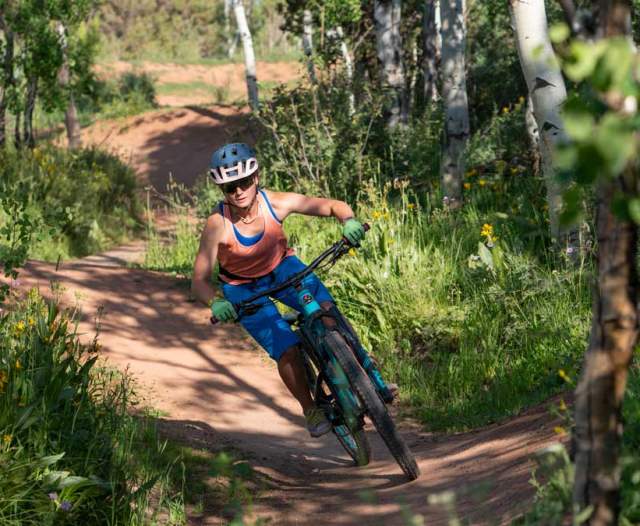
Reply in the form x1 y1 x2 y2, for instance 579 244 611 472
478 242 494 270
549 23 570 44
594 113 636 176
627 198 640 224
592 38 634 92
564 41 603 82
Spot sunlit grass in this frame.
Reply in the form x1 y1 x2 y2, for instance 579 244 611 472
143 172 590 431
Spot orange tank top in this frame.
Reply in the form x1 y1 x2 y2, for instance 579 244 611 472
217 189 295 285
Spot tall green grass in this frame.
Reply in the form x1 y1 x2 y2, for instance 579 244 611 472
143 171 590 431
0 290 174 523
0 289 258 524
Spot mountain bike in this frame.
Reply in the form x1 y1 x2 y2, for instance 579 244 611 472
211 227 420 481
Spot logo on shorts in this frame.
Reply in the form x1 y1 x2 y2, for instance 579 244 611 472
302 293 313 304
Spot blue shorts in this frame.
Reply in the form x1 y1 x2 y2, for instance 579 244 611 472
221 255 334 362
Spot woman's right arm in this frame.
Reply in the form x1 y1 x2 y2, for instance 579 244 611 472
191 215 223 307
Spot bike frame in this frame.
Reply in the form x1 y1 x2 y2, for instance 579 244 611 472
211 227 392 415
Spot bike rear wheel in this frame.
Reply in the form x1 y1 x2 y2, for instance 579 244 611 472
323 330 420 480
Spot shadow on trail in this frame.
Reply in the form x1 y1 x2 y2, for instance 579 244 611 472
14 260 562 526
18 260 302 429
152 414 549 526
140 104 256 191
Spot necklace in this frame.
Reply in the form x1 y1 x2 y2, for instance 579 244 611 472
236 199 260 224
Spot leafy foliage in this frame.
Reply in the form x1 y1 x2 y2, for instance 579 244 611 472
0 146 142 262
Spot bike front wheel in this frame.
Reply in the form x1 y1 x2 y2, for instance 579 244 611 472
303 351 371 466
323 330 420 481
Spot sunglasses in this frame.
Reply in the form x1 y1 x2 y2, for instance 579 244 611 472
220 177 255 194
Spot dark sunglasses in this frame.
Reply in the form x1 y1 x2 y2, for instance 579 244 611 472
220 177 255 194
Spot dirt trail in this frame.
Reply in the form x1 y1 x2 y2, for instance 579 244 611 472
22 92 565 523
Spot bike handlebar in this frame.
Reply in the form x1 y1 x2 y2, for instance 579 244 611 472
210 223 370 325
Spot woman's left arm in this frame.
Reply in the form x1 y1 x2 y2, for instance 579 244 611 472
267 190 355 223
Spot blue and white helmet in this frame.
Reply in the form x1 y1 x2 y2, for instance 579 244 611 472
209 143 259 185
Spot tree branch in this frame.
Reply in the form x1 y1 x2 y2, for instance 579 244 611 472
557 0 580 34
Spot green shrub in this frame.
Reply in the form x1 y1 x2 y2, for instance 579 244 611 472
78 71 158 119
0 290 178 523
0 145 142 261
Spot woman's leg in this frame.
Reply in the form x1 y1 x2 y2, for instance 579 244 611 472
277 345 314 414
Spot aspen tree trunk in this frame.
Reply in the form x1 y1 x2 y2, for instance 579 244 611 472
572 3 636 524
525 94 541 176
56 22 82 149
327 26 355 114
302 9 318 85
422 0 440 103
439 0 469 209
224 0 237 58
509 0 575 249
0 15 14 148
232 0 259 111
374 0 408 129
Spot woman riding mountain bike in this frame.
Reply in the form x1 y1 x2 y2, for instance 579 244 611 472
191 142 396 438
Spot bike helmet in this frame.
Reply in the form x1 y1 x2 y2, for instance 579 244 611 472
209 143 258 184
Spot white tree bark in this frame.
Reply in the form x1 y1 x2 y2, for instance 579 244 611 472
302 9 318 85
232 0 259 111
525 93 541 176
327 26 355 114
510 0 572 245
422 0 440 103
440 0 469 208
224 0 239 58
374 0 408 129
56 22 82 149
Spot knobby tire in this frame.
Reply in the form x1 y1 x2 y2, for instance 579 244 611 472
302 350 371 466
324 330 420 481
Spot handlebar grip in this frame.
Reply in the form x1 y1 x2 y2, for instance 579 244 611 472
363 222 370 232
210 316 220 325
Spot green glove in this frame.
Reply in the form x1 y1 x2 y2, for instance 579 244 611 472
342 218 365 245
211 299 237 322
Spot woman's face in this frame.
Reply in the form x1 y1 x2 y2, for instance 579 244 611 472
222 174 258 208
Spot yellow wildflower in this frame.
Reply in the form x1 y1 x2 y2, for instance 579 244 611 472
348 248 357 257
510 167 519 175
558 369 570 382
518 96 525 104
559 399 567 412
372 211 382 220
478 179 487 187
463 183 471 190
2 434 11 445
553 426 567 436
15 360 21 370
502 106 509 114
407 203 415 210
481 223 494 239
14 321 25 335
28 317 35 327
383 212 390 220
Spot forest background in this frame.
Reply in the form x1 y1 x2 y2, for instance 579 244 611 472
1 0 640 524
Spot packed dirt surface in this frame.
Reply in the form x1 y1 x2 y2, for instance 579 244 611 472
16 259 564 525
97 61 303 107
82 104 254 191
25 86 566 523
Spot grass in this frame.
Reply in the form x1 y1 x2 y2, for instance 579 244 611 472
142 172 591 432
0 289 258 525
0 145 143 262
